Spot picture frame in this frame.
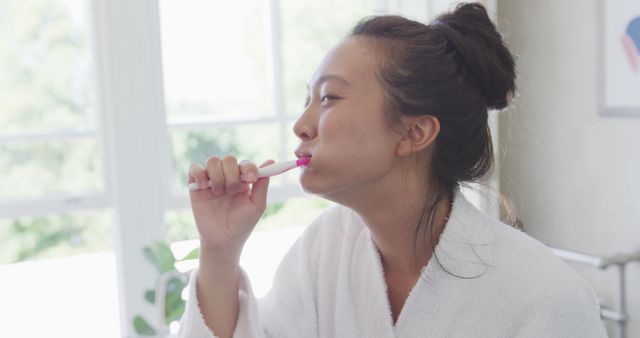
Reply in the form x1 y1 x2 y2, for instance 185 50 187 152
599 0 640 117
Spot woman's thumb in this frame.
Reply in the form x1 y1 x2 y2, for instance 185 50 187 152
250 159 276 208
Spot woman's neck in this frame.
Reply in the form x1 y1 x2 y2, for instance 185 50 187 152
330 158 453 324
370 194 451 275
347 166 452 275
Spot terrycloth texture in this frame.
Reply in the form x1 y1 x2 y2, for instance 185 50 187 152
178 187 608 338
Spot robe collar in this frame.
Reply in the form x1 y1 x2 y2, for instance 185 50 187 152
347 184 497 337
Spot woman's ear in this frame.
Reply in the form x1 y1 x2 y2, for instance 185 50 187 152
395 115 440 157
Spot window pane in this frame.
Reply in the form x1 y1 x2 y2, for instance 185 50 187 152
160 0 271 119
280 0 371 117
256 194 334 231
0 0 95 134
169 124 288 195
166 195 333 242
0 138 103 200
0 208 112 264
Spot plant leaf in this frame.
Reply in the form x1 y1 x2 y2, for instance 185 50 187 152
262 202 284 219
133 315 156 336
166 300 186 323
166 277 185 293
144 289 155 304
162 277 187 323
165 279 185 312
143 241 176 273
166 288 182 311
178 247 200 261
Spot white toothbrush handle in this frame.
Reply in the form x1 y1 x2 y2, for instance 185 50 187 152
248 160 297 179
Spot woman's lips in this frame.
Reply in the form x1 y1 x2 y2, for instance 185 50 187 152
294 148 313 159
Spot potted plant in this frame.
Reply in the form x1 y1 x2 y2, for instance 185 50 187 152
132 241 200 336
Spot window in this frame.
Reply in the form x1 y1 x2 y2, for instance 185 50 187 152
0 0 118 336
0 0 108 254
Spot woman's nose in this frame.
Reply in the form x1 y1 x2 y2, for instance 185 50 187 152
292 112 315 141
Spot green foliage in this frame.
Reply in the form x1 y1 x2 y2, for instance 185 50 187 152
262 201 286 219
0 210 111 264
180 247 200 261
133 241 199 335
10 216 80 261
0 0 92 133
0 140 102 200
0 0 106 263
280 0 370 117
165 278 187 322
256 196 333 231
143 242 177 274
170 129 242 194
133 315 157 336
183 130 241 166
144 289 155 304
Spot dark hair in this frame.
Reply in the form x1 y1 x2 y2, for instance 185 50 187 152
350 2 516 276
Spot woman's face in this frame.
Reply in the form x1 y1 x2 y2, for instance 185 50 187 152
293 36 404 202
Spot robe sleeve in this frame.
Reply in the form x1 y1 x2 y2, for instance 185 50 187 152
177 266 263 338
513 281 609 338
178 212 327 338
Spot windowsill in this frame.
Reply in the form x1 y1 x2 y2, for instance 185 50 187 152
0 224 307 337
171 224 308 297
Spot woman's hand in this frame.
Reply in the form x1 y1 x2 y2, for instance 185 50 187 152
188 155 275 256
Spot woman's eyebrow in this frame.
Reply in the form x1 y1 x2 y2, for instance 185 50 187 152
306 74 351 91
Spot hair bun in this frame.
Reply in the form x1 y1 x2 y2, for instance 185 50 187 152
432 2 515 110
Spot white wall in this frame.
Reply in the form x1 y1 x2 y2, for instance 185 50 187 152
497 0 640 337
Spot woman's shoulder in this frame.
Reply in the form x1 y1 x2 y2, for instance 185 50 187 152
488 220 602 313
486 221 607 335
491 221 582 280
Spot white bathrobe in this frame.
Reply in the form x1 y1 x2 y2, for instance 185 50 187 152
178 187 608 337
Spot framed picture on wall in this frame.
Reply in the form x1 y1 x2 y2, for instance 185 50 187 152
600 0 640 117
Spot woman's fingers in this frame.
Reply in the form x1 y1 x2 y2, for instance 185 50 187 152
188 163 208 190
222 155 251 195
239 160 258 183
249 159 275 208
204 156 224 195
191 156 269 196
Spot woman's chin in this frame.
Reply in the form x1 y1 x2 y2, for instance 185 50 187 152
298 172 311 189
298 171 320 194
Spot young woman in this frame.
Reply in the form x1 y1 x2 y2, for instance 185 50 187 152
180 3 607 337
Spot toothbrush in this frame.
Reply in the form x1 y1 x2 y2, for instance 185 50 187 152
188 157 312 191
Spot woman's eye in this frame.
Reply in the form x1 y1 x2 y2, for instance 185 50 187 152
321 95 339 104
304 95 339 107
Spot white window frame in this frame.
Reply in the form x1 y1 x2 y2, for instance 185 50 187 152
0 131 111 218
89 0 168 335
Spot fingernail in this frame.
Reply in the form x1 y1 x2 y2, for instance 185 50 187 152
247 172 257 182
